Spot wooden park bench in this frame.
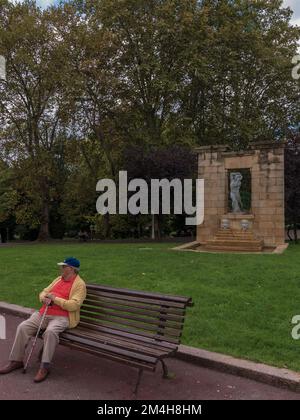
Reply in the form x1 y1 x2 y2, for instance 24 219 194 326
39 284 193 394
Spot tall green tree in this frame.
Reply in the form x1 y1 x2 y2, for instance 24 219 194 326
0 1 71 240
1 0 299 241
96 0 203 147
181 0 300 147
75 0 300 149
0 159 16 242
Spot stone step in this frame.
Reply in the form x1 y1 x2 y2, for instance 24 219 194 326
205 244 263 252
206 241 263 248
214 229 260 241
215 237 259 243
208 237 263 243
204 228 264 252
216 230 254 235
216 233 256 239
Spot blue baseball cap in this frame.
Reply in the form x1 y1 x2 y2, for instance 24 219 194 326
57 257 80 270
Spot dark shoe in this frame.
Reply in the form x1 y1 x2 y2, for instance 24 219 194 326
34 367 49 383
0 361 24 374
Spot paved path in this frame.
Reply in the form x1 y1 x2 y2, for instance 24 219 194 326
1 313 300 400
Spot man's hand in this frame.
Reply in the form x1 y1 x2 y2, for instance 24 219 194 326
46 293 56 302
42 297 52 306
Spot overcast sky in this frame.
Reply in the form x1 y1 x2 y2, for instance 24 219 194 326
283 0 300 26
10 0 56 7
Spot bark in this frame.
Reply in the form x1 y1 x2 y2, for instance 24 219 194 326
0 228 7 243
103 213 111 239
293 224 298 244
37 202 50 241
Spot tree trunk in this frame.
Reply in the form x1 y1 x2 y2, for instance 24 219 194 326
137 219 142 238
151 214 161 240
287 227 293 242
156 215 161 240
103 213 111 239
293 223 298 244
151 215 155 240
0 228 7 243
38 202 50 241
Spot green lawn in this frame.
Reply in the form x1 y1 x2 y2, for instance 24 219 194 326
1 242 300 371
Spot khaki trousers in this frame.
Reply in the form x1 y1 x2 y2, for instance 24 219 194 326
9 311 69 364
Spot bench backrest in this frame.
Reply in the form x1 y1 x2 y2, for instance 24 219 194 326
79 284 193 348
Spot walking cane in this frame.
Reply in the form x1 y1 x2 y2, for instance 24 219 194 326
23 301 51 374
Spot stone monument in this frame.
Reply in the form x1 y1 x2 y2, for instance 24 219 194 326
193 141 286 252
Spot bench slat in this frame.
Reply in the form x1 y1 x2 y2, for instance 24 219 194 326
62 332 158 364
59 339 156 371
77 321 178 350
82 300 185 322
74 325 175 355
85 294 186 316
80 306 183 330
67 327 173 358
80 312 182 338
86 290 187 309
78 318 180 344
87 284 193 306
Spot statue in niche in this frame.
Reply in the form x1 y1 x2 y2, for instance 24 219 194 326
230 172 243 213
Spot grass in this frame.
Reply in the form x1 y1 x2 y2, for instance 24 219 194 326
1 241 300 371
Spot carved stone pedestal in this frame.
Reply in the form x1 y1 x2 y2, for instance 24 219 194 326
205 214 263 252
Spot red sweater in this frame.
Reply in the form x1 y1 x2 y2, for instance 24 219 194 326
39 275 76 317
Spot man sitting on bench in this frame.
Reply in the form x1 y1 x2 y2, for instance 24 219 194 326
0 257 86 383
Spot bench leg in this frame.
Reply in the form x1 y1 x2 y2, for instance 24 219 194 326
133 368 143 395
160 359 175 379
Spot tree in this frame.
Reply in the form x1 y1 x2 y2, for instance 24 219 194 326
0 159 16 242
1 0 299 241
72 0 203 147
124 144 197 239
77 0 300 150
0 1 71 240
181 0 300 148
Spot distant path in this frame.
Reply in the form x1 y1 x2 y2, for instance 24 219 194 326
0 237 193 247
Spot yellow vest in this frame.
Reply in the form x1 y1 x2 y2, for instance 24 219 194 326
39 275 87 328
